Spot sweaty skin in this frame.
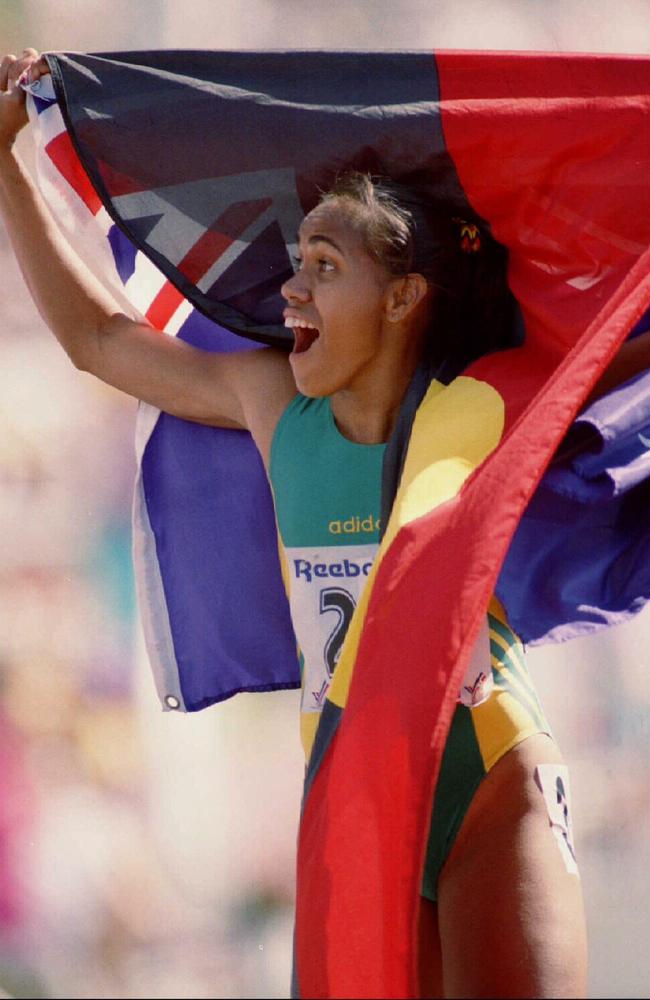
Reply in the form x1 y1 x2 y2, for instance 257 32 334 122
3 47 649 1000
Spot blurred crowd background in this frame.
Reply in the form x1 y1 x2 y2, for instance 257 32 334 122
0 1 649 997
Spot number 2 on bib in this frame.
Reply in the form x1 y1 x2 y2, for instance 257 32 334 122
319 587 356 677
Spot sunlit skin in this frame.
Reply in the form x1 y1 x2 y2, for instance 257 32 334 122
10 45 650 999
282 201 429 444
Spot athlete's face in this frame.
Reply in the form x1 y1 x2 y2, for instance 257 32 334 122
281 201 395 397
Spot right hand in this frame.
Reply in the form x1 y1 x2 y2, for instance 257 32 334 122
0 49 50 149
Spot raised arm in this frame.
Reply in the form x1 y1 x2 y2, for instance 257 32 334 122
0 51 296 463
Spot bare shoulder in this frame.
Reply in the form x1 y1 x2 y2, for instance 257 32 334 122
224 346 297 468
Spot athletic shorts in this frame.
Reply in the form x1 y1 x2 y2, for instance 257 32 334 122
421 599 551 902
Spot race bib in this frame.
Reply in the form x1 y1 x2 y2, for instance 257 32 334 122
285 543 377 713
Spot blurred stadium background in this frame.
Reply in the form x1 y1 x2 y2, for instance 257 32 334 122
0 1 648 997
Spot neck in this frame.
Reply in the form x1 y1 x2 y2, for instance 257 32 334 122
329 351 420 445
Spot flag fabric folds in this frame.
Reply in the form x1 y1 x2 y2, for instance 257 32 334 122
499 361 650 644
28 49 650 998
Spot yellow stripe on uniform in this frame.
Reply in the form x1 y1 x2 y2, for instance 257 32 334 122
275 531 302 667
487 597 526 663
326 377 505 725
301 711 322 757
275 529 317 757
471 687 548 772
489 625 526 671
487 596 539 708
489 632 536 695
490 656 545 730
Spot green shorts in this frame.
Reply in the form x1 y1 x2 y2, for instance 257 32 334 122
421 605 551 902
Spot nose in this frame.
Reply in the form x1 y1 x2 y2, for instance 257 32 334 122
281 268 311 304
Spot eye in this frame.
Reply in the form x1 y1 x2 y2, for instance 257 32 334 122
318 258 335 273
292 254 303 270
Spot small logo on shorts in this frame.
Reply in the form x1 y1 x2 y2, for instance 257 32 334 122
459 669 494 708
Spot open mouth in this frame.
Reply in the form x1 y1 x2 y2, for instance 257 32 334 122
292 326 320 354
284 316 320 355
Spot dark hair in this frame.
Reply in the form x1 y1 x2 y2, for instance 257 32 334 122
318 172 519 367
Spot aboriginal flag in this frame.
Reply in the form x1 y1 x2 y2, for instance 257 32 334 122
29 50 650 997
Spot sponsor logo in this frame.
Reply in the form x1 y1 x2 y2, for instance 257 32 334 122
328 515 380 535
294 558 373 583
457 619 493 708
312 679 330 709
462 670 493 707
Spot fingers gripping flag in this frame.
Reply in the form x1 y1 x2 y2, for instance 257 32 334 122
26 50 650 998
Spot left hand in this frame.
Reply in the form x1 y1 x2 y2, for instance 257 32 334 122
0 49 49 149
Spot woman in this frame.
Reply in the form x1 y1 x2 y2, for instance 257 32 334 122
4 48 648 998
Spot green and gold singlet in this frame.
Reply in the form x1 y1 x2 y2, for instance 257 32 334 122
270 393 551 901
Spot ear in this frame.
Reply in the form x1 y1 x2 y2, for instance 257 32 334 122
384 273 429 324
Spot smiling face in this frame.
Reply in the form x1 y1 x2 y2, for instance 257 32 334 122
281 200 398 398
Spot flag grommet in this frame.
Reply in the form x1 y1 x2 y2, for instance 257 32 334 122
165 694 181 710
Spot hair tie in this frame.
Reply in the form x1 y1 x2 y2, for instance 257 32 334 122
453 218 481 254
